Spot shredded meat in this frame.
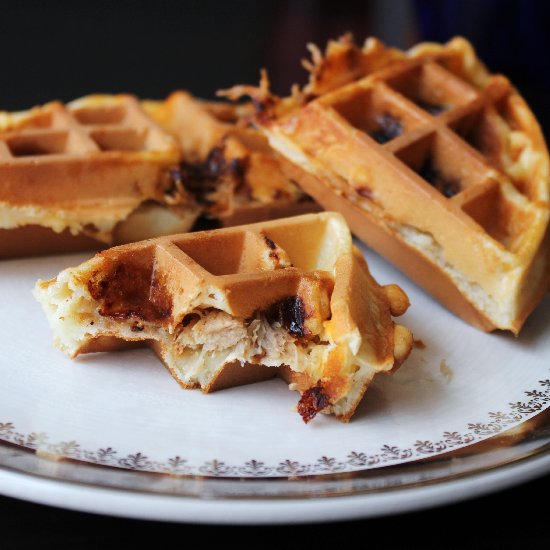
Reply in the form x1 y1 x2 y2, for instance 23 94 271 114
175 310 247 353
173 309 324 369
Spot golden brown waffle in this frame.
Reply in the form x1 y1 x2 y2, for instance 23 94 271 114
0 95 199 257
143 91 320 229
0 92 319 258
234 36 550 333
34 212 412 423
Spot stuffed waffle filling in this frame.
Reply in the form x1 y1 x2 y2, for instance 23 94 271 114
35 263 337 420
173 302 326 371
34 213 413 422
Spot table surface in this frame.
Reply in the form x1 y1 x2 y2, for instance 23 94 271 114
1 471 547 549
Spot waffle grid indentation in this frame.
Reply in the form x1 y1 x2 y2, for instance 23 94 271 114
326 56 531 251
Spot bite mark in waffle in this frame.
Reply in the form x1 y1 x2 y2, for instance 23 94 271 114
33 212 412 423
233 36 550 333
143 91 320 229
0 95 198 256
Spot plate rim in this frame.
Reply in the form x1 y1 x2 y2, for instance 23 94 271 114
1 421 550 524
1 440 550 524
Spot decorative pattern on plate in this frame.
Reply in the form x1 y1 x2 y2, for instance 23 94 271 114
1 377 549 478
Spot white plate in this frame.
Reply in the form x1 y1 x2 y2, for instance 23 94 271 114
0 245 549 523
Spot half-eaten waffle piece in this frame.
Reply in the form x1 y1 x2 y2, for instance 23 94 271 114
229 36 550 334
143 91 319 229
33 212 412 422
0 94 199 257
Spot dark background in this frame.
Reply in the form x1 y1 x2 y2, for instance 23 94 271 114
1 471 550 549
2 0 550 135
1 0 549 545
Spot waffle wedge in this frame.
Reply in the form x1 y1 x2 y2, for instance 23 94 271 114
0 92 318 259
233 36 550 333
143 91 319 228
0 94 199 257
33 212 412 422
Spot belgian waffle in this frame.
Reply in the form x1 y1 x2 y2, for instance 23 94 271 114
143 91 319 228
0 95 198 257
235 36 550 333
33 212 412 422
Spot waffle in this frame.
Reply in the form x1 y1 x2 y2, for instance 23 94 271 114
143 91 319 229
33 212 412 423
0 94 199 257
234 36 550 333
